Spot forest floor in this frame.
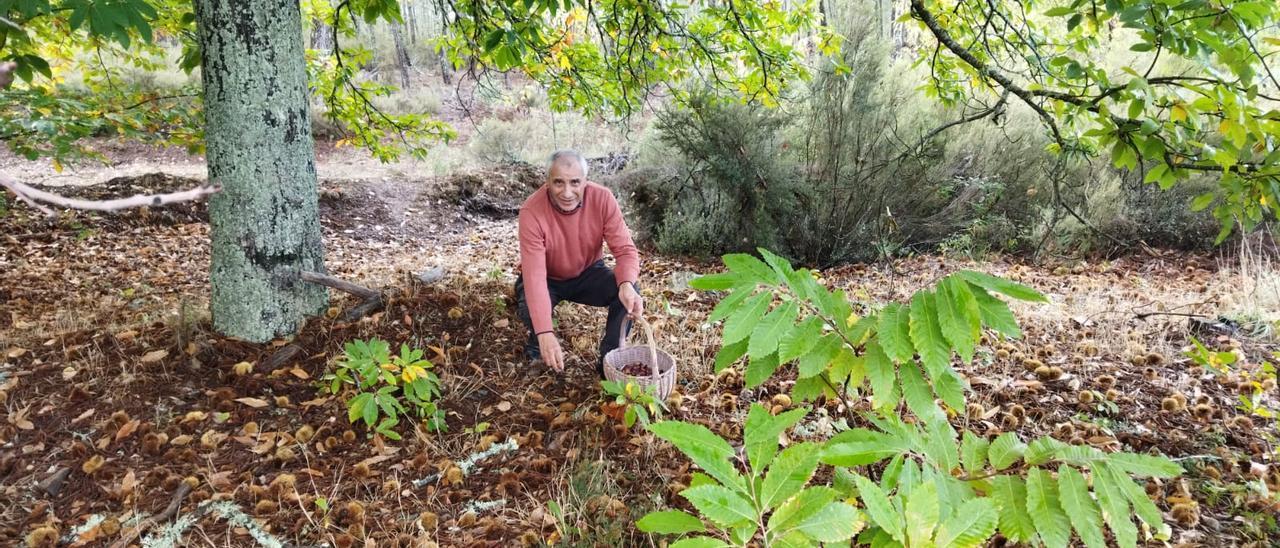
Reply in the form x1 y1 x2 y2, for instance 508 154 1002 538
2 140 1280 547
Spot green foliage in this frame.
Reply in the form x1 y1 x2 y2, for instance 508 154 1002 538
690 247 1045 420
4 0 828 163
639 404 865 547
639 248 1183 546
321 338 445 439
910 0 1280 240
599 379 665 429
436 0 832 118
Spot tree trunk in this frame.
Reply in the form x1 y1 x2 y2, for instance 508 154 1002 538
311 17 334 51
195 0 328 342
390 21 412 88
405 0 418 43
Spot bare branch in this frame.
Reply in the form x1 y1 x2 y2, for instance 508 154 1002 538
909 0 1064 142
0 175 221 217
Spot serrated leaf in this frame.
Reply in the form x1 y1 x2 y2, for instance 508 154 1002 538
822 429 909 467
750 301 798 360
863 341 899 411
1026 468 1071 548
649 422 745 492
846 314 877 346
909 291 951 379
724 253 779 286
771 530 815 548
877 303 914 363
937 278 978 363
1109 452 1183 478
934 498 999 548
779 316 823 363
769 486 839 532
961 431 990 474
760 443 823 510
690 271 744 290
681 485 756 528
757 247 797 280
899 362 945 425
1058 465 1106 548
723 292 772 345
852 474 905 544
797 334 841 378
932 369 966 411
1055 444 1105 466
958 270 1047 302
790 376 830 402
922 419 960 473
796 502 864 542
714 339 749 373
670 536 730 548
1090 463 1138 548
989 475 1037 544
970 286 1022 338
708 287 753 323
988 432 1026 471
904 480 940 547
1103 463 1169 538
744 404 808 472
637 510 706 534
746 352 780 388
1025 437 1068 465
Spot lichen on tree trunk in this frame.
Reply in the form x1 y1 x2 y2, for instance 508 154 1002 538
195 0 328 342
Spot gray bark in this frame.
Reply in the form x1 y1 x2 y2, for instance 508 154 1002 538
390 21 412 88
311 17 334 51
195 0 328 342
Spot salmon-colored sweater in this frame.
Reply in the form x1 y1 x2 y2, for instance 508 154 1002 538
518 182 639 334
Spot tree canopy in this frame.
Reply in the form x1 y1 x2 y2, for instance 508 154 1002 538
908 0 1280 238
2 0 1278 234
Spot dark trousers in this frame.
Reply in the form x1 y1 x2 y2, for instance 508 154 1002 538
515 260 631 376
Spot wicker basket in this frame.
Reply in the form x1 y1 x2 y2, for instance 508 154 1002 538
602 316 677 399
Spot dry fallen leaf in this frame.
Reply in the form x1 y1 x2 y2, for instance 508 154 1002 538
6 347 27 358
119 469 137 497
181 410 208 424
496 401 512 412
9 404 34 430
140 349 169 363
289 367 309 379
236 397 269 408
62 367 78 380
115 419 140 442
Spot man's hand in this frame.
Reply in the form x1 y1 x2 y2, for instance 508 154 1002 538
537 332 565 372
619 282 644 319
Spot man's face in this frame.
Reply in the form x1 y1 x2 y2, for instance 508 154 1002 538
546 160 585 211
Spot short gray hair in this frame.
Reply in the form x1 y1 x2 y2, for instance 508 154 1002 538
548 149 589 178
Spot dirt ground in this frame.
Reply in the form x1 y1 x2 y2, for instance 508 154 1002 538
2 140 1280 547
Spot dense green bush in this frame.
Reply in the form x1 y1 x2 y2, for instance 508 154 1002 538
619 10 1225 265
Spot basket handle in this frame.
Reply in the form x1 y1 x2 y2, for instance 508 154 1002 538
618 315 661 383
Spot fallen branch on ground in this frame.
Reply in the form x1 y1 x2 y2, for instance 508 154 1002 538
109 482 191 548
298 271 384 322
412 439 519 489
0 175 222 218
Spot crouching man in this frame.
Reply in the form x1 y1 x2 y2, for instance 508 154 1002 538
515 150 644 377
